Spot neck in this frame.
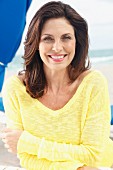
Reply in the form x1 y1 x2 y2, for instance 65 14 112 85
44 68 70 95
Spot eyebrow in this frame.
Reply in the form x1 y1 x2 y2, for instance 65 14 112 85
41 34 52 36
41 33 73 36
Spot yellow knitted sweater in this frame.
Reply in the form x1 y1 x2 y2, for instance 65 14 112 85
2 70 113 170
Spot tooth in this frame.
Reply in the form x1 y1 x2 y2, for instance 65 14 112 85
51 56 64 59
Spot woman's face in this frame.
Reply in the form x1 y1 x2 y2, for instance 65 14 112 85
39 17 76 71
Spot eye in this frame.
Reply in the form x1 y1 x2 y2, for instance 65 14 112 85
42 36 54 43
61 35 72 41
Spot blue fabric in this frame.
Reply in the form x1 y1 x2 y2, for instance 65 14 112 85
111 105 113 125
0 65 6 91
0 0 32 92
0 97 4 112
27 0 32 9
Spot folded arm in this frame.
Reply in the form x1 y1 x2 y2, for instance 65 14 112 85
2 75 111 168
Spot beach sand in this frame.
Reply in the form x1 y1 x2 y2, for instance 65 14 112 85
0 61 113 167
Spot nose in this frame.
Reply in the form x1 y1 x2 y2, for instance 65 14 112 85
52 40 63 52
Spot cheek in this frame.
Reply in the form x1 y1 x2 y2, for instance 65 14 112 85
39 43 52 54
39 44 51 62
66 38 76 48
67 41 76 53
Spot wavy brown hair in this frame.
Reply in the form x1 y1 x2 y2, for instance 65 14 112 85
20 1 90 98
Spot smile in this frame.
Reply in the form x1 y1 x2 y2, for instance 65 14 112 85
48 54 67 59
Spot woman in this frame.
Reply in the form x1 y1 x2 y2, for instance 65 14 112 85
1 1 113 170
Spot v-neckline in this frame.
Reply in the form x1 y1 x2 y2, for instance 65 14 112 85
14 70 96 115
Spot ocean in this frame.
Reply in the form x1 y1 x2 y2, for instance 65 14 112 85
89 49 113 64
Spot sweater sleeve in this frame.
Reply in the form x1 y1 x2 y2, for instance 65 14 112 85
18 152 84 170
17 76 111 166
2 79 23 130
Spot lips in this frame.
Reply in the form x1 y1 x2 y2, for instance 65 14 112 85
48 54 67 59
48 54 67 62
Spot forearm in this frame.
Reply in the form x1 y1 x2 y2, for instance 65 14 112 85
18 152 84 170
17 131 101 166
18 153 51 170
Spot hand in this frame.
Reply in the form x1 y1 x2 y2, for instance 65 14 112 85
0 128 23 153
78 166 99 170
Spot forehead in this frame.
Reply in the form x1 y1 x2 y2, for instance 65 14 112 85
41 17 74 35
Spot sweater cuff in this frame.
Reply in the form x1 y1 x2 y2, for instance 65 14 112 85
17 131 41 155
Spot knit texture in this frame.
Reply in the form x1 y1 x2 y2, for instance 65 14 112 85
2 70 113 170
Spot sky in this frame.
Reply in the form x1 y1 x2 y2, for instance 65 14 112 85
17 0 113 55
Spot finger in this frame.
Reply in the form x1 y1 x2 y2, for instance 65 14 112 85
4 144 14 153
8 149 13 153
4 143 10 149
2 128 12 133
0 132 13 139
0 133 6 139
2 138 7 143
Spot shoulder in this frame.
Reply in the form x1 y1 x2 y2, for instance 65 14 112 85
76 69 107 87
78 69 108 93
17 73 25 84
90 70 107 85
2 74 25 95
82 69 108 85
84 70 109 96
